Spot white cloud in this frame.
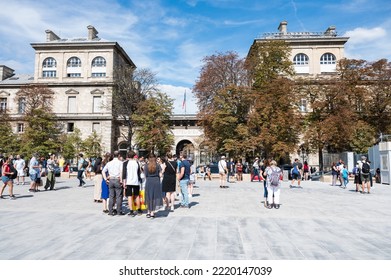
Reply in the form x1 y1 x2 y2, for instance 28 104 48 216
344 25 391 61
344 27 387 45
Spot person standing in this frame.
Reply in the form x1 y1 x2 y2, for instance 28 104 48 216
265 160 282 209
162 152 177 212
303 161 310 181
251 157 261 182
14 154 26 185
236 159 243 181
353 162 362 192
28 153 40 192
77 153 86 187
100 153 112 213
93 156 103 203
218 156 228 188
102 151 125 216
122 150 142 217
0 156 16 199
359 156 371 194
178 153 191 208
145 154 163 218
261 159 269 207
290 158 301 188
341 164 349 189
58 156 65 172
331 162 338 186
44 154 57 190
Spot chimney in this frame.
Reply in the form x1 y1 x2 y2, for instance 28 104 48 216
325 26 336 36
87 25 99 40
278 21 288 34
0 65 15 81
45 30 61 42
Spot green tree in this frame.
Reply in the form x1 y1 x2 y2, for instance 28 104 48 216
0 112 17 154
16 84 62 156
59 127 83 161
365 59 391 136
247 40 300 160
111 67 160 150
83 130 102 158
133 92 174 155
194 51 252 158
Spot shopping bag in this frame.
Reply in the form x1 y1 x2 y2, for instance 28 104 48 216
132 190 147 210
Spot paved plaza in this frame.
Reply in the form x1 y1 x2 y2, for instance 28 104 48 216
0 176 390 260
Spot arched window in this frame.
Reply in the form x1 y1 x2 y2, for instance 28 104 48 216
293 53 309 65
320 53 336 65
67 57 82 77
91 56 107 77
92 56 106 67
42 57 57 77
67 57 82 67
43 57 57 68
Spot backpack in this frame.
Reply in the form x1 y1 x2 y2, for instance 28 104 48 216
82 160 88 169
292 165 299 175
270 167 281 187
361 162 370 175
9 164 18 180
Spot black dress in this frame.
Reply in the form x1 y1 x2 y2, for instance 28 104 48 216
162 160 177 192
145 164 163 211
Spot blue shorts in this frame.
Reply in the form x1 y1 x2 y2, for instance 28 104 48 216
2 176 11 184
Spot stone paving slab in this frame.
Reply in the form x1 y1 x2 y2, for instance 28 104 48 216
0 177 390 260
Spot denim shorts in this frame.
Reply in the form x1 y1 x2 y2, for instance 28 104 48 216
1 176 11 184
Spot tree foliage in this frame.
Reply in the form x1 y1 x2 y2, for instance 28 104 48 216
82 130 103 158
246 40 300 160
0 112 17 154
133 92 174 155
59 127 83 161
16 84 62 156
194 44 301 161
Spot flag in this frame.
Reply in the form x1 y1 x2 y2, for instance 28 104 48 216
182 91 186 110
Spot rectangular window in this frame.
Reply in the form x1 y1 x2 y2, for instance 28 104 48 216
67 73 81 77
18 97 26 114
93 96 102 113
17 123 24 133
300 98 307 112
0 98 7 112
92 73 106 77
92 122 101 132
68 96 77 113
43 71 56 78
67 123 74 132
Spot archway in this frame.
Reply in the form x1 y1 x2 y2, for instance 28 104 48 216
176 139 195 160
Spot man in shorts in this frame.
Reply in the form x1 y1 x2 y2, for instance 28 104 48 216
290 158 301 188
14 154 26 185
29 153 40 192
121 150 142 216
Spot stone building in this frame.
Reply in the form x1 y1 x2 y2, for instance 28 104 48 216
0 26 136 153
247 21 349 167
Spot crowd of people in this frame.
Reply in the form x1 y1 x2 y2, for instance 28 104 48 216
90 151 195 217
1 151 378 213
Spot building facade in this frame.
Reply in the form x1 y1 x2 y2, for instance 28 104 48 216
1 22 350 168
0 26 136 153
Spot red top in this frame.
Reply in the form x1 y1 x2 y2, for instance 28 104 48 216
2 163 10 176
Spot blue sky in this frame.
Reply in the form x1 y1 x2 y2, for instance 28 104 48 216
1 0 391 114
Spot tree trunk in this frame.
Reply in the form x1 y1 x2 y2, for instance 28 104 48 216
318 146 324 171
